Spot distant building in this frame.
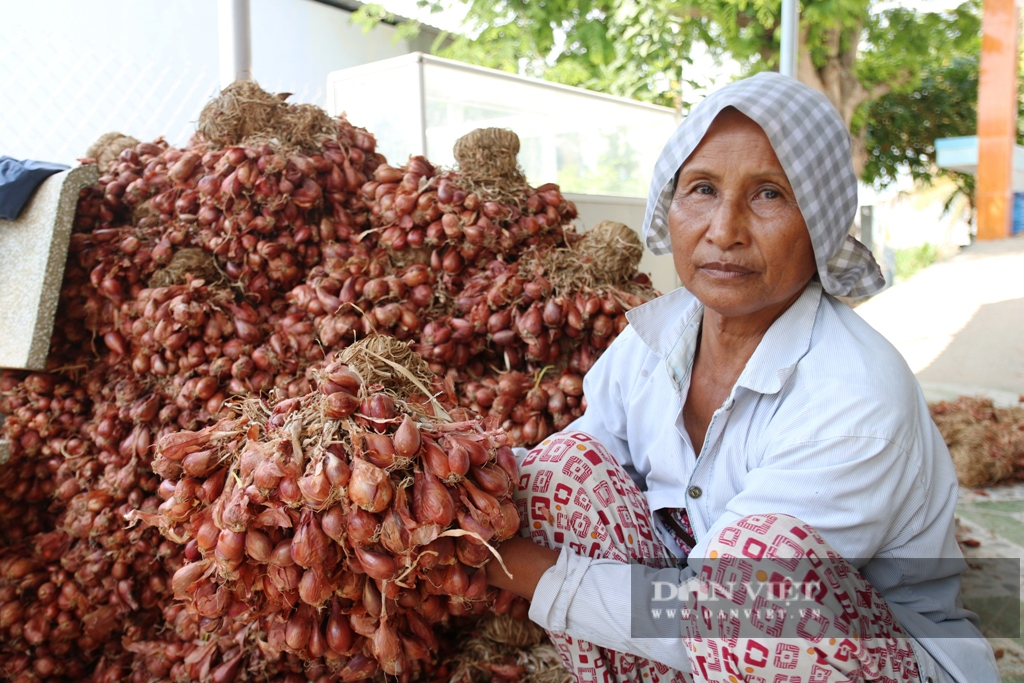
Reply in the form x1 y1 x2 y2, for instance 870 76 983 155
0 0 440 163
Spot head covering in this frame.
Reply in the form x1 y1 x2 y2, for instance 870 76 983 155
642 71 885 298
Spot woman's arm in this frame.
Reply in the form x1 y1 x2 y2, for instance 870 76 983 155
484 536 559 600
487 543 695 672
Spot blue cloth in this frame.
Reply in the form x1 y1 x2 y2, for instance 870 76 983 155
0 157 70 220
1013 192 1024 235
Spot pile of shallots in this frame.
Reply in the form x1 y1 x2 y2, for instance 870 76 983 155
0 85 391 682
930 395 1024 488
303 143 656 448
0 82 654 683
140 353 524 680
365 157 572 266
413 251 651 446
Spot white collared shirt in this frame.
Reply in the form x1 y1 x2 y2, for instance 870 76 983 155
528 281 998 682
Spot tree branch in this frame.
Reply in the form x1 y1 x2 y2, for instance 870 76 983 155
869 82 892 100
797 24 826 93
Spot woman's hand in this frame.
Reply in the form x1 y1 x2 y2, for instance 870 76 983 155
484 536 560 601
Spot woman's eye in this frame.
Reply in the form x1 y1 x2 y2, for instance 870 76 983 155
696 185 715 195
761 188 780 199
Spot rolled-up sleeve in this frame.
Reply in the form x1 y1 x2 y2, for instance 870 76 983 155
530 547 695 673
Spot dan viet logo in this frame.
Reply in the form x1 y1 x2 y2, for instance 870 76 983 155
630 557 1021 639
649 576 827 604
630 570 840 639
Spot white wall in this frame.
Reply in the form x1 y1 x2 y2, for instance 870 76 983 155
251 0 434 98
0 0 428 164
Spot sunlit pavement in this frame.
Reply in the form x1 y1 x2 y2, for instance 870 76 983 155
855 235 1024 402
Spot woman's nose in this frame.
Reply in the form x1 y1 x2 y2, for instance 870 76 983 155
705 194 749 248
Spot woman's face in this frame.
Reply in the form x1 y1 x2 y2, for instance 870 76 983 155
669 108 817 321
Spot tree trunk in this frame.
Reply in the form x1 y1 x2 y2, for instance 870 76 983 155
795 23 890 178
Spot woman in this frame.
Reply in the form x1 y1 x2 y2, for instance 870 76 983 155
484 73 999 683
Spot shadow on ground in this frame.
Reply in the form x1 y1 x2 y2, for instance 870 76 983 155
916 297 1024 394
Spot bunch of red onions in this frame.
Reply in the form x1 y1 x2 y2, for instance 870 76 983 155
0 103 391 681
0 79 657 681
0 526 158 683
139 356 525 681
412 255 652 446
363 157 574 266
0 371 89 506
287 152 657 449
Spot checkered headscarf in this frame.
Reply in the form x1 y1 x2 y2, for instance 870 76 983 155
642 72 885 298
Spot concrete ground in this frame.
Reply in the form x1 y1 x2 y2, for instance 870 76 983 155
958 488 1024 681
854 235 1024 680
855 235 1024 405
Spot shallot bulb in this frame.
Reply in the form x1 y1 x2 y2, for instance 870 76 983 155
298 566 332 608
245 529 273 562
286 604 314 651
358 432 395 468
353 545 396 581
412 470 454 527
371 621 405 675
348 459 392 512
326 599 354 654
393 415 421 459
420 438 450 480
325 450 350 486
324 391 359 419
291 510 330 567
298 464 331 508
172 559 211 600
321 505 346 542
346 506 380 545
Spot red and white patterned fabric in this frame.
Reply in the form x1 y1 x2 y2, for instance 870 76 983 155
517 432 927 683
661 507 697 557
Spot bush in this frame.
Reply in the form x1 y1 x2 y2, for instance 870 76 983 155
894 243 938 282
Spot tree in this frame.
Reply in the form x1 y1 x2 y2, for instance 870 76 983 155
835 1 981 174
357 0 701 110
863 20 1024 221
359 0 983 178
862 54 979 213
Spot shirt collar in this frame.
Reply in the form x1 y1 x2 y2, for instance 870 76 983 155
626 286 701 360
626 280 823 396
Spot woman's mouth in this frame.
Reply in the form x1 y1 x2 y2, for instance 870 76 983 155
698 261 755 279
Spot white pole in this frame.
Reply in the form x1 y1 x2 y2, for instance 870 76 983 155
780 0 799 78
218 0 252 88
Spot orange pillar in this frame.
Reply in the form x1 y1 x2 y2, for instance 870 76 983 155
976 0 1019 240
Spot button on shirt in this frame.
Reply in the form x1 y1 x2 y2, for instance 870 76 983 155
528 281 998 683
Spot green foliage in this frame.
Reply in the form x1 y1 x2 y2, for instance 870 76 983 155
858 3 978 90
863 0 1020 188
427 0 700 108
352 0 989 196
863 54 978 188
894 242 938 282
403 0 984 127
860 0 1024 219
352 3 425 42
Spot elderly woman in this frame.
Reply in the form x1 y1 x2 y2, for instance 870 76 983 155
484 74 999 683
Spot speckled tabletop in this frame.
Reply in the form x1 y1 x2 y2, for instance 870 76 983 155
0 164 98 371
